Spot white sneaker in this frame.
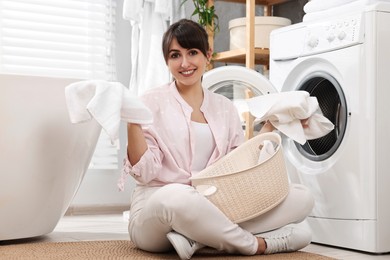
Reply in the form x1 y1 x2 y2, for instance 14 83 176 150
258 226 312 254
167 231 204 260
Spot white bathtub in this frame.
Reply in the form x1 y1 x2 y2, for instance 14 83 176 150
0 74 101 240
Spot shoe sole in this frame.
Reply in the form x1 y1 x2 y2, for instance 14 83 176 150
167 232 192 260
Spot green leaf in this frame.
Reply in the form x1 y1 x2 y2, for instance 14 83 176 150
180 0 219 34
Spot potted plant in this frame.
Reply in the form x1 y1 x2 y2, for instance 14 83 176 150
181 0 219 33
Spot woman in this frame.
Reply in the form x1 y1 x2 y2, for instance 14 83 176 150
122 19 314 259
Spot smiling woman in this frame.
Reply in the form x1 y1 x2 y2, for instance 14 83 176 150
119 19 314 260
166 38 211 97
160 19 212 125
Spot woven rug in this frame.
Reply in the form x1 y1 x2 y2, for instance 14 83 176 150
0 240 336 259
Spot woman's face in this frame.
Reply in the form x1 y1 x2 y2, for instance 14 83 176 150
166 38 210 89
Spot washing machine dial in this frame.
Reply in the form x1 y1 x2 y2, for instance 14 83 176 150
338 31 347 41
307 35 319 48
327 33 336 42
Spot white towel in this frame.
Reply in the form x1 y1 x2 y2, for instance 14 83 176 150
247 91 334 145
65 80 153 143
303 0 390 22
304 0 357 13
123 0 143 23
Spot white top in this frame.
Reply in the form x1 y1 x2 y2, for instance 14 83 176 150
191 121 216 172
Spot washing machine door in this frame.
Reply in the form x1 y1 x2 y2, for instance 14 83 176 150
203 66 277 137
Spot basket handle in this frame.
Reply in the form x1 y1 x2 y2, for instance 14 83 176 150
194 185 217 197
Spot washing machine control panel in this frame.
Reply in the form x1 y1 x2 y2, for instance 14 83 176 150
302 12 364 56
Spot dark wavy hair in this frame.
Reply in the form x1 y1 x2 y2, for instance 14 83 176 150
162 19 209 63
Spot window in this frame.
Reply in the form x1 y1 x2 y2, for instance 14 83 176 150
0 0 119 169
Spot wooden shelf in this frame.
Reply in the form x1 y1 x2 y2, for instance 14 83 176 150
216 0 291 15
217 0 290 5
213 48 269 65
209 0 291 68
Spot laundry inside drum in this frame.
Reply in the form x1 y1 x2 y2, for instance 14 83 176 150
296 75 348 161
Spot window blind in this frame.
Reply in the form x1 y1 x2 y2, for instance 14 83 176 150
0 0 119 169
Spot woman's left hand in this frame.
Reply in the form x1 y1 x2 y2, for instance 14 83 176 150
259 120 275 134
260 118 309 134
301 118 309 129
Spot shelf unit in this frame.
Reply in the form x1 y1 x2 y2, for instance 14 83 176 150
208 0 291 69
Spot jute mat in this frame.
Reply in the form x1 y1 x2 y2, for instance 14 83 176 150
0 240 336 259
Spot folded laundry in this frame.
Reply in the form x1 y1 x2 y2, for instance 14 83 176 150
303 0 357 14
257 140 277 164
247 91 334 145
303 0 390 22
65 80 153 143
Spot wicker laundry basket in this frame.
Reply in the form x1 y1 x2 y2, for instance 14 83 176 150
190 132 289 223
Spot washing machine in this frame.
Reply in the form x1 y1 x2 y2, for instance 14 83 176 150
269 2 390 253
203 65 277 137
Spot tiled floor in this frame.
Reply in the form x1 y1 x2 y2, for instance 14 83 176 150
4 214 390 259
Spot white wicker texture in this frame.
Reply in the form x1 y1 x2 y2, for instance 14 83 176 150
190 132 289 223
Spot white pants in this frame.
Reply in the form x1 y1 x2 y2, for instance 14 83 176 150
128 183 314 255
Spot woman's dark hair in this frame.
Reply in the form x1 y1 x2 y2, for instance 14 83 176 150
162 19 209 63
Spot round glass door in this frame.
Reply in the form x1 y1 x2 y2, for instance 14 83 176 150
295 72 348 161
203 66 277 138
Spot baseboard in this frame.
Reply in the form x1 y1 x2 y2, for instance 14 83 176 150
65 204 130 216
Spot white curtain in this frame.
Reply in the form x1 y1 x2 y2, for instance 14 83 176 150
123 0 185 96
0 0 119 170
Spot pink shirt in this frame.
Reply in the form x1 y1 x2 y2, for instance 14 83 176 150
120 81 244 188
